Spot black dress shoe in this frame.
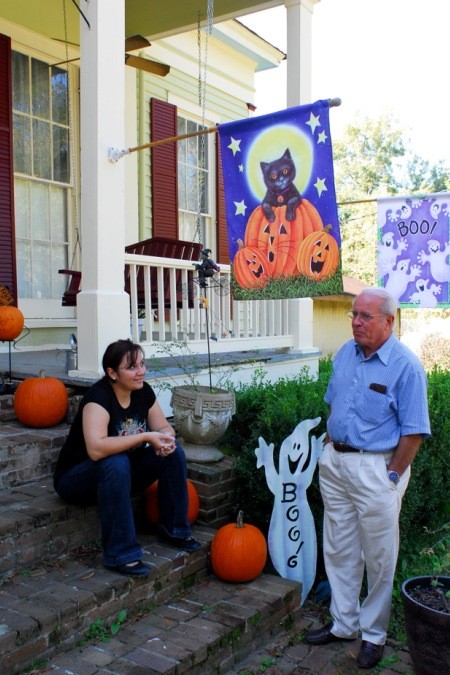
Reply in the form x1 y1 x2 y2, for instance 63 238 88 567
304 622 357 645
357 640 384 668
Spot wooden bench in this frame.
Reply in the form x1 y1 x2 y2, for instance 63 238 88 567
59 237 203 308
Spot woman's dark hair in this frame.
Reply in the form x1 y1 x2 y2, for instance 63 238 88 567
102 339 144 380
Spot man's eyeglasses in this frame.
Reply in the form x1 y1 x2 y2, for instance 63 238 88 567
347 311 387 323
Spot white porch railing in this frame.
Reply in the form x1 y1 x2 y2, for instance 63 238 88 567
126 252 311 355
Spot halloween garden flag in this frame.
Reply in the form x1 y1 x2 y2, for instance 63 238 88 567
218 100 342 300
377 193 450 307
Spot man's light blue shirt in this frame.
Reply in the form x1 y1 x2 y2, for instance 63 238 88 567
325 333 431 452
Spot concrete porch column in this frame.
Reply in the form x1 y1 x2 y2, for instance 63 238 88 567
75 0 130 377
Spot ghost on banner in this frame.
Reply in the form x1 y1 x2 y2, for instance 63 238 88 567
255 417 325 605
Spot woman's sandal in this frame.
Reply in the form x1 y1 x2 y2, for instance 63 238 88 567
158 525 201 552
107 560 151 577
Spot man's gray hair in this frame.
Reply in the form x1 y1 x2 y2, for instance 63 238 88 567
354 287 398 317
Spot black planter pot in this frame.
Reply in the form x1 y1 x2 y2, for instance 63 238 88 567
401 575 450 675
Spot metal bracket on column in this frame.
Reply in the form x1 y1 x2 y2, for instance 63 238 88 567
108 147 131 163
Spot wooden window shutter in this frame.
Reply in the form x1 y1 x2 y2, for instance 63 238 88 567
216 135 230 264
0 34 18 305
150 98 178 239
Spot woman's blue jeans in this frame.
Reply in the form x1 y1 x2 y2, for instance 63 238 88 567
54 443 190 567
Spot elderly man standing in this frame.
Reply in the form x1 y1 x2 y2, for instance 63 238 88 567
305 288 430 669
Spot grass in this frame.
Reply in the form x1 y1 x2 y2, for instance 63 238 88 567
231 267 344 301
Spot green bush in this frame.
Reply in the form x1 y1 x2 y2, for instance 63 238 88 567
399 365 450 553
226 359 449 561
223 359 332 533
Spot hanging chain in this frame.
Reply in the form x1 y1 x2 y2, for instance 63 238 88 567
194 0 214 245
63 0 81 275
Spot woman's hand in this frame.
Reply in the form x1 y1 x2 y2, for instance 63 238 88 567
147 431 176 457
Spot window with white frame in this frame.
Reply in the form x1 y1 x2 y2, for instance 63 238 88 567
177 116 210 245
12 50 71 300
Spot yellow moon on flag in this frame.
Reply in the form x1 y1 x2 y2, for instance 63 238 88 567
246 124 314 201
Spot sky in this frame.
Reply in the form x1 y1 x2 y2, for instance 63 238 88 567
240 0 450 166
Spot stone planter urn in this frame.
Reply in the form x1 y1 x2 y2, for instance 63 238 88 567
170 385 236 463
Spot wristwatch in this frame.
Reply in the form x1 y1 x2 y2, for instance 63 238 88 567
387 470 400 484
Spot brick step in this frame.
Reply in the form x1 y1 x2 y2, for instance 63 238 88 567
0 419 237 578
0 549 301 674
0 527 215 673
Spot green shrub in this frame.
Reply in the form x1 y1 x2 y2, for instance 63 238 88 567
223 359 332 532
227 359 449 563
399 365 450 554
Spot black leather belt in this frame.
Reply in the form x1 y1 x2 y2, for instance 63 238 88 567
333 441 362 453
332 441 393 454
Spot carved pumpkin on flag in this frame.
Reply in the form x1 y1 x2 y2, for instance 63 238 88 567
297 225 339 281
244 201 324 277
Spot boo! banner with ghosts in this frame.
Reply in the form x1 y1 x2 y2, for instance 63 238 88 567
217 100 342 300
377 193 450 307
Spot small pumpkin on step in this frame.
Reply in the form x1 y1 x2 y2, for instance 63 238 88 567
211 510 267 582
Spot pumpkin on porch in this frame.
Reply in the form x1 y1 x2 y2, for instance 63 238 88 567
14 370 68 427
0 305 24 341
145 479 200 525
210 510 267 583
296 225 339 281
233 241 270 289
244 201 324 276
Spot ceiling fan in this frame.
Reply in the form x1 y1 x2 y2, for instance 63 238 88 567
50 34 170 76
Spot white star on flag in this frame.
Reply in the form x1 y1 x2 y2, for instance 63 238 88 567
234 200 247 216
314 178 327 197
317 131 328 144
306 113 321 134
228 137 241 156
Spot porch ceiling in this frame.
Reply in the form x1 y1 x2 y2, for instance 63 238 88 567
2 0 284 44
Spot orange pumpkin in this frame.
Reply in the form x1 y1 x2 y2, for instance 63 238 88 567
244 201 323 276
14 370 68 427
0 306 24 341
297 225 339 281
210 510 267 583
233 241 270 289
145 479 200 525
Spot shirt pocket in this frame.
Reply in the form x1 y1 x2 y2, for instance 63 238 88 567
355 387 392 424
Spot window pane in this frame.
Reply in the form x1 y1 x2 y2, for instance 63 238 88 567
12 52 29 113
17 240 31 298
53 125 69 183
30 182 50 239
50 186 67 242
33 119 52 179
51 68 68 124
33 243 51 298
13 114 32 174
186 166 198 212
14 179 30 238
52 245 67 298
187 133 197 165
179 212 205 243
31 58 50 119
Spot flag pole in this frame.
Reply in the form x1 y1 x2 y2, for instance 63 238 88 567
108 98 342 162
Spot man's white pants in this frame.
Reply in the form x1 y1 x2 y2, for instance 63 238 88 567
318 442 410 645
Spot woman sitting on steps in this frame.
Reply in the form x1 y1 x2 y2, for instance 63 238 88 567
53 338 200 577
